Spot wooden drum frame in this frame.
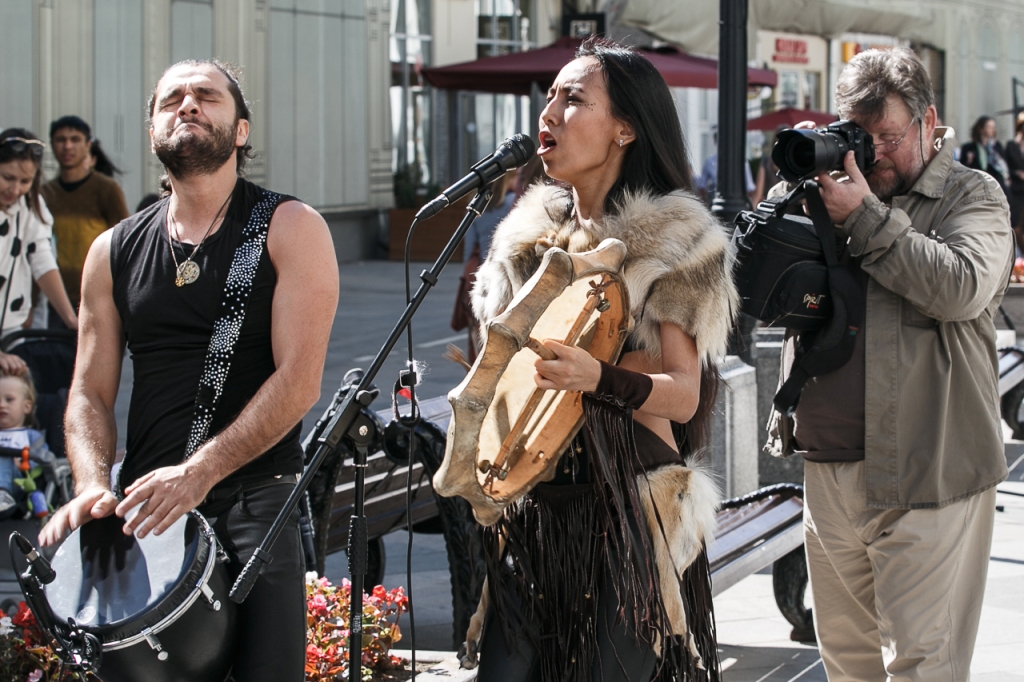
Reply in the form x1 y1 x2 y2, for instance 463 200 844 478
433 238 632 525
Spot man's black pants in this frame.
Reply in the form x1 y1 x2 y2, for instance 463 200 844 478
200 479 306 682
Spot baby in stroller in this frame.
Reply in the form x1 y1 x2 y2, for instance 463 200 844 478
0 371 66 519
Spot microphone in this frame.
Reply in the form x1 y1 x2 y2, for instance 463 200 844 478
13 532 56 584
415 134 536 221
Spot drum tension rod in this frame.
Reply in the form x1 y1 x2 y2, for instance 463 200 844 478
141 627 169 661
200 582 222 611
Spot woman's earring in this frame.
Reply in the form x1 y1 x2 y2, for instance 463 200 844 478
619 139 624 148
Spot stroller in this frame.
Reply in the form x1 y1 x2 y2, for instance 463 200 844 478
0 328 77 612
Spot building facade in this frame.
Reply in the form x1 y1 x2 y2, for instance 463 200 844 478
0 0 393 261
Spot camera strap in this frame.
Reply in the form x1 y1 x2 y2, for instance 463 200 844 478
773 181 866 415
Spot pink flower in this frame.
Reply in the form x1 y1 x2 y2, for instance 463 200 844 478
309 593 329 617
28 671 43 682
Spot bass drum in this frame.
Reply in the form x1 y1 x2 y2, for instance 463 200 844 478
43 510 236 682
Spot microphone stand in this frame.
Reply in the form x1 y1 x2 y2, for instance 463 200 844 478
9 532 102 672
229 188 494 682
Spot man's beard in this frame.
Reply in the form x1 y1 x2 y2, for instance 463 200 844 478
153 118 237 178
866 157 923 203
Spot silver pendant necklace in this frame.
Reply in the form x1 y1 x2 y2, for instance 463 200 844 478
167 193 232 287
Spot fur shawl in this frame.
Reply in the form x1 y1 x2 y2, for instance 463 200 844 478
471 183 738 362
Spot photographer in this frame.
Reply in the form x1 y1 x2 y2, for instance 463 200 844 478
765 48 1013 679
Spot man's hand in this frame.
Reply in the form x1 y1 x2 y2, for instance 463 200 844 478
817 151 873 224
115 464 214 539
38 487 118 547
0 352 27 375
534 340 602 392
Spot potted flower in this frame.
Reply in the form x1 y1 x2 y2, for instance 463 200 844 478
305 573 410 681
0 601 97 681
2 575 410 682
388 164 465 262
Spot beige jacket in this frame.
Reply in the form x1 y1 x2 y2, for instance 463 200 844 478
766 128 1014 508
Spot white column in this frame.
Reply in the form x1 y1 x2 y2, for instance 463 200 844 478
143 0 172 196
47 0 94 133
366 0 394 209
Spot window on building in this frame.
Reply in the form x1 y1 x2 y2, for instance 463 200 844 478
802 71 820 111
1010 31 1024 115
268 0 369 208
391 0 433 188
477 0 531 58
94 0 144 207
779 71 799 108
462 0 533 175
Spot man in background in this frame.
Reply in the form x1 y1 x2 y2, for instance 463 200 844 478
41 116 129 316
695 128 757 206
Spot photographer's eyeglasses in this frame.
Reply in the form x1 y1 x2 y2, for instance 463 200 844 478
0 137 46 161
873 118 919 153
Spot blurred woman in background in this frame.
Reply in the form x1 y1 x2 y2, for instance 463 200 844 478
1005 112 1024 254
0 129 79 373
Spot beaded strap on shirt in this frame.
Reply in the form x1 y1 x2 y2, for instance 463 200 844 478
183 190 284 459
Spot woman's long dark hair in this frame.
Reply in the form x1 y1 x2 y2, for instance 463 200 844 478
573 39 716 458
575 39 695 210
90 139 122 177
0 128 44 219
971 115 995 145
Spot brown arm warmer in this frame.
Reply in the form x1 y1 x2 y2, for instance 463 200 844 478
587 360 654 411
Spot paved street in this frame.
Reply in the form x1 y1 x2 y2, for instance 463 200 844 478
115 259 1024 677
323 450 1024 681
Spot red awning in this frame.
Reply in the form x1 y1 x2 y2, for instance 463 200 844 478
422 37 777 96
747 107 837 131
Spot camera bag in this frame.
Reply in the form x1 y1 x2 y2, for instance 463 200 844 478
733 182 865 414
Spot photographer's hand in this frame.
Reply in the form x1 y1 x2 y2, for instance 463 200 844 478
817 151 872 224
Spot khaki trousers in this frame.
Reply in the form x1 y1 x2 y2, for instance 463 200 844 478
803 461 996 681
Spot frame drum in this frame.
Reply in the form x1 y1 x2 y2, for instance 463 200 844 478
43 511 236 682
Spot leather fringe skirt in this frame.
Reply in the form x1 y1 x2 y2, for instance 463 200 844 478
480 397 721 682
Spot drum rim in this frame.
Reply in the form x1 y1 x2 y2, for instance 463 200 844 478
100 515 219 650
98 510 220 651
44 510 222 649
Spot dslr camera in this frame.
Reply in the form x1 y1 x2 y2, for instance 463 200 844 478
772 120 876 183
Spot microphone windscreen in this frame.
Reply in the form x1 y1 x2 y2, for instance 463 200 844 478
506 134 537 166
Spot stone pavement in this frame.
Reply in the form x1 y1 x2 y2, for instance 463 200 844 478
326 450 1024 681
113 259 1024 677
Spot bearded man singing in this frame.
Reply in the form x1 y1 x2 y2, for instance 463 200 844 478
39 60 339 681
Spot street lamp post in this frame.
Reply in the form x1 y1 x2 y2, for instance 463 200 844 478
714 0 757 363
712 0 749 225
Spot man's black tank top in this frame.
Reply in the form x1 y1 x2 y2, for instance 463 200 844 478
110 178 303 493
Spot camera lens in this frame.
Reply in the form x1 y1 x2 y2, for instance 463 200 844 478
773 129 851 183
787 138 819 175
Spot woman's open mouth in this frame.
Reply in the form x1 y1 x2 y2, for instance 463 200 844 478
537 131 557 155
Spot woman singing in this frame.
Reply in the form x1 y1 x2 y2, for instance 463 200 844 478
468 40 737 682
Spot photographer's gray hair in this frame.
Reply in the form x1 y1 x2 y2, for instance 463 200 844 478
835 47 935 124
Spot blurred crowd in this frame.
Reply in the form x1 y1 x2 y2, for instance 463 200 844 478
959 113 1024 258
0 116 137 518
